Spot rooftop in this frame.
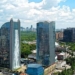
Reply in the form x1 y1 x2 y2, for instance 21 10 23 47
58 52 65 55
27 64 42 68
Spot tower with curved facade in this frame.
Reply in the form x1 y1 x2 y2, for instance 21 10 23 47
0 19 21 70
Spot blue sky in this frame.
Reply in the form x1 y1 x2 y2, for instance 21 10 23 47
0 0 75 29
29 0 75 9
59 0 75 9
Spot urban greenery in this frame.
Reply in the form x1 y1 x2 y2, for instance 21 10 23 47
56 42 75 75
58 57 75 75
21 31 36 41
58 69 73 75
66 42 75 51
21 43 36 58
21 31 36 58
59 42 75 51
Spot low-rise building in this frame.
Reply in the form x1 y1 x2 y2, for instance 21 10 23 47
57 52 66 60
26 64 44 75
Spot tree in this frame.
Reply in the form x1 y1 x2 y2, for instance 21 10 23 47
21 43 36 58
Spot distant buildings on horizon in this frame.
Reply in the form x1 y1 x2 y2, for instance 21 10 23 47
56 28 75 42
20 25 36 32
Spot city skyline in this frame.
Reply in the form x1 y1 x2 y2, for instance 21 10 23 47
0 0 75 29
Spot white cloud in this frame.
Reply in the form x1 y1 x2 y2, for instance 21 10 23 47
0 0 75 29
0 0 7 4
41 0 64 9
0 9 3 12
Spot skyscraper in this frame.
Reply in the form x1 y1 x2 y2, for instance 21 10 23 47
0 19 21 70
30 25 33 31
37 21 55 66
63 28 75 42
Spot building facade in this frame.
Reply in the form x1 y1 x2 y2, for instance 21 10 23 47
37 21 55 66
0 19 21 70
63 28 75 42
56 31 63 41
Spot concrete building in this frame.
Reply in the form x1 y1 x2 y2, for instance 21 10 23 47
63 28 75 42
0 19 21 70
37 21 55 66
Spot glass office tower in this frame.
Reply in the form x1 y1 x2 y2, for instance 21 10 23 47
63 28 75 42
0 19 21 70
37 21 55 66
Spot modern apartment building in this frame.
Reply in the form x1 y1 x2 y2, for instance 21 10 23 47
37 21 55 66
0 19 21 70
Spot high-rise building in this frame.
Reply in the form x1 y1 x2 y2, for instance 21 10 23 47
30 25 33 31
63 28 75 42
0 19 21 70
37 21 55 66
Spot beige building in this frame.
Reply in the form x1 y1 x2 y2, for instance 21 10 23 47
56 31 63 41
